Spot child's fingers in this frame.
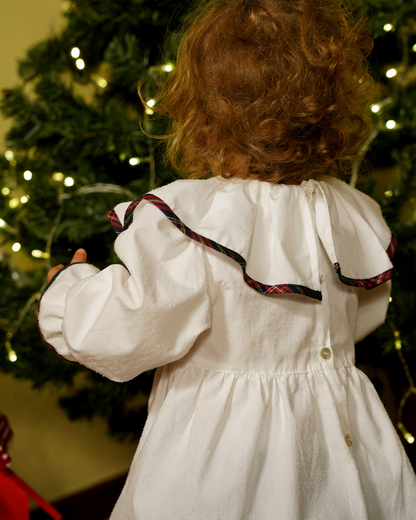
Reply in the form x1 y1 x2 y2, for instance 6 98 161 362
47 264 64 282
71 248 87 264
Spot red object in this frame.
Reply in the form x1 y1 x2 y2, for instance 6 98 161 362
0 414 62 520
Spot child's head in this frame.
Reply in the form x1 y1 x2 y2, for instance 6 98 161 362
154 0 377 184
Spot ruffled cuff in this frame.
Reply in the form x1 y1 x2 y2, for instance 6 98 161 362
37 262 100 360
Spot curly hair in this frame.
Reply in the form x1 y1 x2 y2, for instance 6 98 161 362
148 0 377 183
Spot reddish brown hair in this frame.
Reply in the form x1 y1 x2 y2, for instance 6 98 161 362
148 0 377 183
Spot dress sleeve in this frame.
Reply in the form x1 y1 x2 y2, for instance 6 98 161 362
354 280 391 343
37 200 212 382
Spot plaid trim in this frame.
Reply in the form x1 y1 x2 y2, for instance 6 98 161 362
106 209 123 234
386 233 397 260
108 194 322 300
334 262 397 289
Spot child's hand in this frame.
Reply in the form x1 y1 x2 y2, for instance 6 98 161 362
47 248 88 282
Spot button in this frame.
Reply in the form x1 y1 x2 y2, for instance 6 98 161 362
320 348 332 360
345 434 353 446
305 192 312 202
319 273 325 284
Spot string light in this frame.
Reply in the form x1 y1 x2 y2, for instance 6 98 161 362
31 250 50 259
12 242 21 252
4 151 14 161
0 219 5 227
394 330 416 444
96 77 107 88
371 105 380 113
386 120 397 129
145 108 154 115
386 69 397 78
163 64 173 72
23 170 32 180
20 196 29 204
383 24 394 32
52 172 64 181
389 297 393 303
129 158 140 166
413 44 416 53
9 198 19 208
385 190 393 197
147 99 156 107
76 59 85 70
1 187 10 195
5 335 17 363
64 177 75 186
71 47 80 58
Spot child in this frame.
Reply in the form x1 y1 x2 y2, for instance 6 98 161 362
38 0 416 518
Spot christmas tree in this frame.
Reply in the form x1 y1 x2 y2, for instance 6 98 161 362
0 0 201 439
1 0 416 457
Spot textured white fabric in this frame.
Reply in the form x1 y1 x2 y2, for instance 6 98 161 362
38 176 416 520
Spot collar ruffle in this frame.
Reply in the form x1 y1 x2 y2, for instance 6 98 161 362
107 176 396 301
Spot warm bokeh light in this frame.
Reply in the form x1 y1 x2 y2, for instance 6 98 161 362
71 47 80 58
23 170 33 180
64 177 75 186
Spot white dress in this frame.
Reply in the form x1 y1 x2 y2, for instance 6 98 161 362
38 176 416 520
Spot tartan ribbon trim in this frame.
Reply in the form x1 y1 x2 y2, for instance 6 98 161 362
107 194 322 300
386 233 397 260
334 262 397 288
106 194 397 298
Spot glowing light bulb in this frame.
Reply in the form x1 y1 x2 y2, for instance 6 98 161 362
163 64 173 72
413 44 416 53
8 351 18 362
1 187 10 195
20 196 29 204
32 250 42 258
406 434 415 444
52 172 64 181
389 297 392 302
384 190 393 197
9 198 19 208
64 177 75 186
71 47 80 58
147 99 156 107
97 77 107 88
23 170 32 180
129 158 140 166
145 108 154 115
394 339 402 350
383 24 393 32
5 150 14 161
12 242 21 252
0 219 5 227
371 105 380 113
386 69 397 78
386 120 397 129
76 59 85 70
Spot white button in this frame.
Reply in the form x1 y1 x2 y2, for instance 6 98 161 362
305 192 312 202
320 348 331 360
319 273 325 284
345 434 353 446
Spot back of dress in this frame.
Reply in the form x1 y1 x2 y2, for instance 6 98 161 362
109 177 415 520
38 176 416 520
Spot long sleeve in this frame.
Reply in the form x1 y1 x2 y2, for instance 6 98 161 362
38 200 212 382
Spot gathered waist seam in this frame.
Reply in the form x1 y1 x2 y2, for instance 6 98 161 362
172 361 356 378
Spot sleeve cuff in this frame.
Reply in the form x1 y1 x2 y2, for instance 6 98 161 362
38 262 100 360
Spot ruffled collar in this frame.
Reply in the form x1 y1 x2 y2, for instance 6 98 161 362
107 176 396 300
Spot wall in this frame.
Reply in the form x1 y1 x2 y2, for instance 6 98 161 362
0 0 137 504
